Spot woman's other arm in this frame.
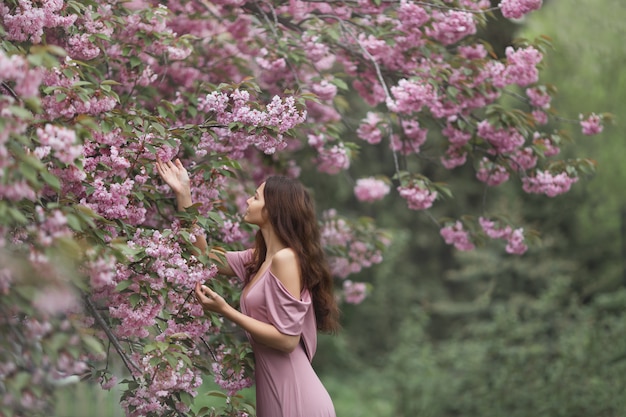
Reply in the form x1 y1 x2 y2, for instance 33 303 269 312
195 282 300 353
194 250 303 353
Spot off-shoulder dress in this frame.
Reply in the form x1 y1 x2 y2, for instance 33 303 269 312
226 250 336 417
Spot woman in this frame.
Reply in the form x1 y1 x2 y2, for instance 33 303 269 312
156 158 339 417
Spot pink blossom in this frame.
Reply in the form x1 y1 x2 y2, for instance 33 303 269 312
320 213 351 247
532 110 548 125
397 1 429 29
503 46 543 87
358 33 393 63
354 177 390 202
211 346 254 395
34 287 80 316
458 44 488 60
343 280 367 304
321 210 386 279
522 170 578 197
67 33 101 60
533 134 560 157
526 87 551 109
352 71 387 106
0 0 77 44
86 256 116 290
426 11 476 45
476 158 510 186
505 228 528 254
387 79 437 114
302 34 334 70
477 120 525 154
0 268 14 295
510 147 538 171
442 124 472 146
440 221 475 251
479 217 512 239
316 143 350 174
36 125 83 164
311 80 338 101
0 49 43 97
397 184 437 210
441 145 468 169
401 119 428 149
256 50 289 85
220 220 248 243
307 133 327 149
580 113 603 135
100 374 118 391
500 0 543 20
356 112 385 145
0 180 37 201
479 217 528 254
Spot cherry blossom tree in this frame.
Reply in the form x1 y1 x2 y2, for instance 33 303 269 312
0 0 606 415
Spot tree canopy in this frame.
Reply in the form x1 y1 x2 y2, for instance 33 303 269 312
0 0 608 416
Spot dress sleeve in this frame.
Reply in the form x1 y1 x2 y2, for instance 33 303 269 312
264 271 312 336
225 249 253 281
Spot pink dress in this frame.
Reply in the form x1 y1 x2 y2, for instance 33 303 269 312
226 250 336 417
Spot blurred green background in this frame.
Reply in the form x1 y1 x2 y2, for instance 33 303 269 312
54 0 626 415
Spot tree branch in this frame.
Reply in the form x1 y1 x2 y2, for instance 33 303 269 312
83 292 142 379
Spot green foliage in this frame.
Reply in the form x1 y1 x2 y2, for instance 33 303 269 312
385 249 626 417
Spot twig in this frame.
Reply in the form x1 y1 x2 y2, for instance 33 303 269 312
83 292 142 378
1 81 20 101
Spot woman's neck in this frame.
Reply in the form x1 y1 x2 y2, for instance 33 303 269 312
260 225 286 258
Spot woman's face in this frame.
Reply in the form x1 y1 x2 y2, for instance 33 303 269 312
244 182 268 226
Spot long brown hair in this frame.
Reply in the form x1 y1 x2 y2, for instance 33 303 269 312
244 176 340 333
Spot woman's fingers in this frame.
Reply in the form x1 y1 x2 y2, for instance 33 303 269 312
194 283 222 313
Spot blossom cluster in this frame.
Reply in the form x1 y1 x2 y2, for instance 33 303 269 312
210 345 254 396
320 210 389 303
479 217 528 254
499 0 543 20
0 0 76 44
397 183 438 211
580 113 604 135
197 89 307 155
354 177 391 202
440 221 475 251
522 170 579 197
120 351 203 417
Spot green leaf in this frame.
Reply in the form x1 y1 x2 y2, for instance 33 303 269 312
179 390 193 406
7 105 33 119
129 293 141 308
9 207 28 224
330 78 349 91
82 334 105 355
40 169 61 190
115 280 133 292
65 213 82 232
206 390 229 398
130 56 141 68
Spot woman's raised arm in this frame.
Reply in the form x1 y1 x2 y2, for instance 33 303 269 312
155 158 235 276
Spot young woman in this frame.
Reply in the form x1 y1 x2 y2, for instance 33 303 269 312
156 158 339 417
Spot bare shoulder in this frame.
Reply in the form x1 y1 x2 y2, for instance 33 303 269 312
270 248 302 298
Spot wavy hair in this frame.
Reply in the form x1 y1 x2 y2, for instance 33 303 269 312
244 176 340 333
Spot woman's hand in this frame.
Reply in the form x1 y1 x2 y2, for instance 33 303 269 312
155 158 190 196
194 282 229 315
